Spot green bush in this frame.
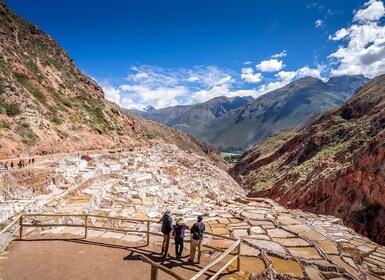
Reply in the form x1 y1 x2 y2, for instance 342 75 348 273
5 103 20 116
0 98 20 116
51 115 62 124
62 99 72 108
0 120 11 129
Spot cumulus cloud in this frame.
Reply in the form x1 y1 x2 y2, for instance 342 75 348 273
102 83 121 104
329 28 349 40
256 59 285 72
101 65 257 109
241 68 263 83
255 66 323 95
354 0 385 22
315 19 323 28
119 84 189 108
328 0 385 78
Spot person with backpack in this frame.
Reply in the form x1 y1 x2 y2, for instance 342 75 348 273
172 218 189 260
188 215 205 264
159 209 173 258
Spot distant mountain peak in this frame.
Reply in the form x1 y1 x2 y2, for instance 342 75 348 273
144 105 156 112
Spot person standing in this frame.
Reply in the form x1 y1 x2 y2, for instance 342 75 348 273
159 209 173 258
189 215 205 264
173 218 189 260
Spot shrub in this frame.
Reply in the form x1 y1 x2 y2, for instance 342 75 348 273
62 99 72 108
0 98 20 116
0 120 11 129
5 103 20 116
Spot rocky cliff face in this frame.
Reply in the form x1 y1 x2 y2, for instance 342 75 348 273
0 1 225 167
230 75 385 245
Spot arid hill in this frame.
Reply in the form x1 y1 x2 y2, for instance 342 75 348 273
230 75 385 245
0 1 225 168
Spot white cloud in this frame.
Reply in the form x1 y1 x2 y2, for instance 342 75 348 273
190 84 262 104
256 59 285 72
101 65 244 109
102 84 121 104
328 0 385 78
241 68 263 83
120 96 142 110
329 28 349 40
119 84 189 109
187 76 199 82
271 50 287 58
315 19 323 28
255 66 323 95
243 61 253 65
354 0 385 23
307 3 325 12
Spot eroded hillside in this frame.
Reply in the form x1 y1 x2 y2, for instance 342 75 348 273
0 1 225 168
230 74 385 245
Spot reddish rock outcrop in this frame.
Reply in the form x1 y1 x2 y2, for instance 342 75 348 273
230 75 385 244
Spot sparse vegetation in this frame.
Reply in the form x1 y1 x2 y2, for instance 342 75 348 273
0 59 10 75
15 122 37 146
0 120 11 129
13 72 47 105
0 99 20 116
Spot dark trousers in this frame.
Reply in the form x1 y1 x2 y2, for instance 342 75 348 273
162 234 171 257
175 236 184 258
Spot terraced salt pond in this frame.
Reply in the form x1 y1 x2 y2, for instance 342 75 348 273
1 144 385 279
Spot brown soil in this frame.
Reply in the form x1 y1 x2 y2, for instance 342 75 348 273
0 239 237 280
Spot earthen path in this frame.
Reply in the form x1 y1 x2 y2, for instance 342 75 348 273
0 238 234 280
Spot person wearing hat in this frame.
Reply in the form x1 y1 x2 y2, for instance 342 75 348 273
172 218 189 260
159 209 173 257
188 215 205 264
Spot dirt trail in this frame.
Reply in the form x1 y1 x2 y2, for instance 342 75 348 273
0 239 230 280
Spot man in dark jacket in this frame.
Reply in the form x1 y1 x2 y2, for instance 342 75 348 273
188 215 205 263
159 209 173 257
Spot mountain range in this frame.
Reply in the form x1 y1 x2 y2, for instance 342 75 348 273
127 95 253 144
0 1 225 168
229 74 385 245
129 75 369 152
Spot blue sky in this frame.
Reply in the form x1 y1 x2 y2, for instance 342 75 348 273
5 0 385 109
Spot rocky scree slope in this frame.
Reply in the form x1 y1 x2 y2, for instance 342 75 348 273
0 1 225 167
230 74 385 245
